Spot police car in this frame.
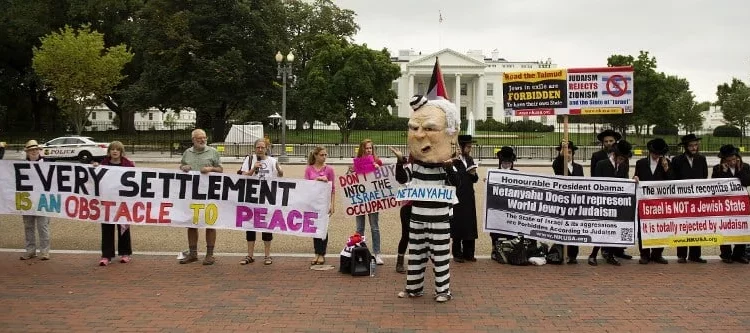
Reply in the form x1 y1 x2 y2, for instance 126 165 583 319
41 136 108 163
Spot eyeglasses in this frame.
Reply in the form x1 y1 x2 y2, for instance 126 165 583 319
319 153 328 156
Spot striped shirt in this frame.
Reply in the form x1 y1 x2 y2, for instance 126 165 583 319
397 161 456 223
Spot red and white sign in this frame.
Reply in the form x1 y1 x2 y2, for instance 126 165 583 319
514 108 555 116
567 67 633 115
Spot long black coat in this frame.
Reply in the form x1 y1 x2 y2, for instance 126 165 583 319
594 158 629 178
634 157 673 181
671 154 708 180
451 156 479 240
552 156 584 177
711 162 750 186
590 150 609 176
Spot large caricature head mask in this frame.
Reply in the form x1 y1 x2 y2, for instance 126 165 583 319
407 95 460 163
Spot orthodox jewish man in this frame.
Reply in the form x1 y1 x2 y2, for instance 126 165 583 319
671 134 709 263
552 140 584 264
450 135 479 263
712 144 750 264
590 129 622 176
490 146 518 262
391 94 460 303
588 140 633 266
634 138 672 264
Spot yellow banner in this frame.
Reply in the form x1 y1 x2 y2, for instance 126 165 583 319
579 107 624 115
642 234 750 247
503 69 566 83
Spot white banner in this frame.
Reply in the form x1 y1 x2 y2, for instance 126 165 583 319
395 185 457 204
338 164 400 216
1 161 331 238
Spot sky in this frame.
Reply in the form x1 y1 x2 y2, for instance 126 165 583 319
333 0 750 103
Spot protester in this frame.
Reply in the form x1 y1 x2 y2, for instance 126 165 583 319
350 139 385 265
94 141 135 266
711 144 750 264
671 134 709 264
392 94 460 302
590 129 621 176
450 135 479 263
239 138 284 266
588 140 633 266
179 129 223 265
304 146 335 266
633 138 672 265
552 140 584 264
0 141 5 159
490 146 518 261
396 155 414 274
19 140 51 261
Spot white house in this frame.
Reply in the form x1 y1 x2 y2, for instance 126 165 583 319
390 48 558 126
86 105 197 131
698 105 726 135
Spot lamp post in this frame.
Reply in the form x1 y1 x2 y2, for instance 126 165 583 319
275 51 294 163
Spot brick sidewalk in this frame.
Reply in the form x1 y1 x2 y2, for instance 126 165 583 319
0 253 748 332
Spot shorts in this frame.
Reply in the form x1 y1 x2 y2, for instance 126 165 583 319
246 231 273 242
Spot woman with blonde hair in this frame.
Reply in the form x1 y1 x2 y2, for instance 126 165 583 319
93 141 136 266
19 140 51 260
348 139 384 264
305 146 336 265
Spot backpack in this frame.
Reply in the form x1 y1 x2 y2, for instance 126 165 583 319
495 236 530 266
546 244 565 265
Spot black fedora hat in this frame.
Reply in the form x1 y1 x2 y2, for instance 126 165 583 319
497 146 516 162
718 144 740 159
613 140 633 158
679 134 702 146
458 135 475 146
646 138 669 155
597 129 622 142
555 140 578 152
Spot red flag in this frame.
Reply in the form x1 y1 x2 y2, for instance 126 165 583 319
426 57 449 101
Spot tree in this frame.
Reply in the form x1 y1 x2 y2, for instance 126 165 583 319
297 38 401 143
718 80 750 137
32 24 133 134
606 51 660 135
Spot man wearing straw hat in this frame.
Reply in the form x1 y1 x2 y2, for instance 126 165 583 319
671 134 709 263
633 138 672 265
19 140 52 260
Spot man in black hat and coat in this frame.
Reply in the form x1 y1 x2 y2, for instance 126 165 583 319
450 135 479 262
490 146 518 261
711 144 750 264
552 141 584 263
671 133 709 263
588 140 633 266
634 138 673 264
590 129 622 176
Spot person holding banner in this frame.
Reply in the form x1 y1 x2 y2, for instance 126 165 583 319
590 129 622 176
672 134 709 264
93 141 135 266
238 138 285 266
305 146 336 266
450 135 479 263
392 94 460 303
490 146 518 262
350 139 385 265
588 140 633 266
712 144 750 264
396 155 414 274
633 138 672 265
19 140 51 261
552 140 584 264
179 129 223 265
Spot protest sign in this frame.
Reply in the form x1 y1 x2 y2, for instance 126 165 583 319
483 169 637 246
338 164 399 216
502 69 567 115
395 184 457 204
0 161 331 238
353 155 376 174
638 178 750 248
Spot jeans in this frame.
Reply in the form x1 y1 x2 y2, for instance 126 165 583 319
23 215 50 254
356 213 380 254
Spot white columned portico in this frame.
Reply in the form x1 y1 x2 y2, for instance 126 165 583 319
454 73 461 112
408 74 414 99
476 73 485 119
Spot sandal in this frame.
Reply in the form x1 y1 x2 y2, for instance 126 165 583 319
318 256 325 265
264 256 273 265
311 255 320 265
239 256 255 265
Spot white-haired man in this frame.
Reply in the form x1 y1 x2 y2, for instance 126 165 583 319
179 129 223 265
390 95 460 303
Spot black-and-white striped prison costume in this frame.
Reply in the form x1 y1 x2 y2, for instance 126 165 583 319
396 159 459 298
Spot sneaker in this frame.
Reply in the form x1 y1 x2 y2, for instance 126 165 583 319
397 290 424 298
179 253 198 264
99 258 110 266
19 252 37 260
435 294 453 303
202 255 216 265
39 252 50 261
375 255 384 265
120 255 131 264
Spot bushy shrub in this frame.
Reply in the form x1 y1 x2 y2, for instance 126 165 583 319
652 125 678 136
505 120 554 132
713 125 742 137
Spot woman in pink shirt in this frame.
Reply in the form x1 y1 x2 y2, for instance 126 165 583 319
305 146 336 265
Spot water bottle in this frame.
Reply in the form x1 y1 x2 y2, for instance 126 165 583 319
370 257 376 277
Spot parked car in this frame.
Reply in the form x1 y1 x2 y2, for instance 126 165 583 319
41 136 108 163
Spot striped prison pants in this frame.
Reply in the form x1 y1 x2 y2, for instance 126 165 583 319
405 220 451 297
